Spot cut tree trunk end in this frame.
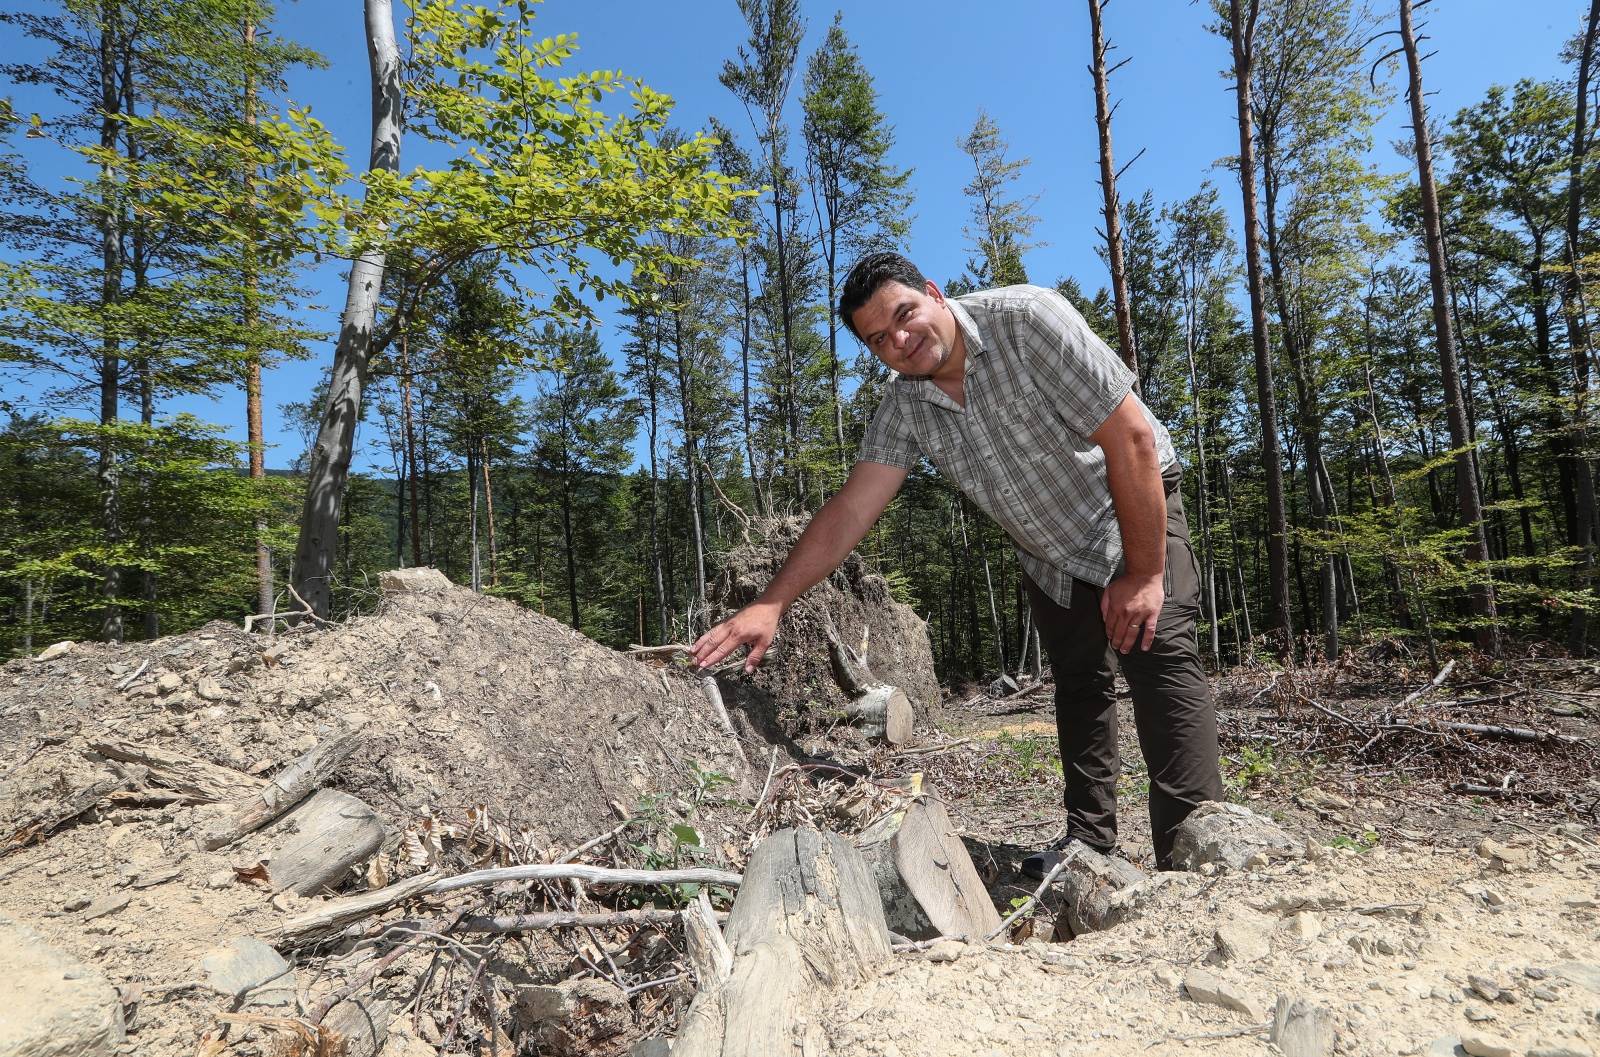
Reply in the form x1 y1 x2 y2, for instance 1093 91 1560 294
826 624 913 747
853 774 1002 942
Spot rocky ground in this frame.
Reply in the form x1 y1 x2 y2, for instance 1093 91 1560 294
1 570 1597 1057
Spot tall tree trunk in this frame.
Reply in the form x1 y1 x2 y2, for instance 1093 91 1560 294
399 333 423 567
290 0 403 619
243 18 274 618
1566 0 1600 654
1398 0 1499 653
468 444 481 592
1087 0 1140 383
738 248 764 515
673 304 708 624
1227 0 1293 659
97 0 125 643
481 437 498 589
1181 266 1219 667
559 433 580 631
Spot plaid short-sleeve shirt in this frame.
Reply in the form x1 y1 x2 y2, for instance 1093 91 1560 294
858 284 1177 607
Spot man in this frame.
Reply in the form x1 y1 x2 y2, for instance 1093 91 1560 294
690 251 1222 873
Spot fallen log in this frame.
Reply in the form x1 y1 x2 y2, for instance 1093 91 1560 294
89 740 264 803
266 788 386 896
853 774 1001 941
199 721 366 850
826 624 912 746
673 828 890 1057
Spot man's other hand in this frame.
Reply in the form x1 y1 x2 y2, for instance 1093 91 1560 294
690 600 783 673
1100 572 1163 654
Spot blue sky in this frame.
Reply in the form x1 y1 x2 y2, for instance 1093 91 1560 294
3 0 1586 469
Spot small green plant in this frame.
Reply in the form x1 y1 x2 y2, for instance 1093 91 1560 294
1223 742 1277 796
995 731 1062 782
1327 829 1381 852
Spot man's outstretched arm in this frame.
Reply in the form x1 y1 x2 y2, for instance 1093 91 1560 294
690 460 909 672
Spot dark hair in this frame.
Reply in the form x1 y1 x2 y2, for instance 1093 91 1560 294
838 251 927 341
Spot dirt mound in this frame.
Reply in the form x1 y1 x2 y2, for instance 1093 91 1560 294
0 577 759 1054
818 831 1600 1056
711 517 941 740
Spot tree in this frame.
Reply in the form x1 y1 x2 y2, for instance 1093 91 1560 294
1219 0 1295 658
1087 0 1141 381
1397 0 1500 651
956 110 1040 287
283 0 751 617
801 13 911 477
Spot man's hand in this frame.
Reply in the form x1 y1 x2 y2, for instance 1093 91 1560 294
690 600 783 673
1100 572 1163 654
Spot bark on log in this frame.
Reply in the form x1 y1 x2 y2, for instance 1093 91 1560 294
674 828 890 1057
199 722 365 850
90 740 264 803
3 774 138 854
853 775 1002 941
266 788 386 896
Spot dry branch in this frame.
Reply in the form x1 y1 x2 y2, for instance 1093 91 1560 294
3 774 138 854
90 740 265 803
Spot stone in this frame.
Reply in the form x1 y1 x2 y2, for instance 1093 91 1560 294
1286 911 1322 941
155 673 181 696
198 936 296 1007
378 568 453 596
925 940 965 963
1269 995 1334 1057
1476 838 1533 871
1530 1046 1594 1057
630 1040 673 1057
34 641 75 662
195 678 228 703
1214 906 1274 965
1467 975 1503 1002
0 914 126 1056
1056 846 1150 935
1296 788 1351 813
1460 1033 1515 1057
1182 967 1266 1022
205 870 234 890
1426 1039 1467 1057
1555 962 1600 994
1170 802 1305 871
81 894 130 921
1464 1006 1496 1023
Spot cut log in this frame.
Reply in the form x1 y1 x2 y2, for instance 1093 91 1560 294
266 788 386 896
266 871 441 945
844 686 913 745
89 740 264 803
673 828 890 1057
199 721 365 850
853 775 1002 941
825 624 913 747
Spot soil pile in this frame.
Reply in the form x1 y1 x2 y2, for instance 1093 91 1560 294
0 573 759 1055
711 517 941 740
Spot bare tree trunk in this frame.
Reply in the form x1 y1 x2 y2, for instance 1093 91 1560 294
1226 0 1293 660
1566 0 1600 654
97 0 125 643
243 19 274 619
399 334 422 567
1398 0 1499 654
1087 0 1140 384
481 437 498 589
672 303 708 625
290 0 402 619
956 500 1005 676
645 326 669 640
1181 268 1220 667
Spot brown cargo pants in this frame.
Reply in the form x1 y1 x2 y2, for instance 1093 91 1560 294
1022 465 1223 870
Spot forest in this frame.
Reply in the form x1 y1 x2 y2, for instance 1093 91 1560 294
2 0 1599 683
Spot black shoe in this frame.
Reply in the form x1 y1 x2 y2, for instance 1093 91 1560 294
1019 837 1113 881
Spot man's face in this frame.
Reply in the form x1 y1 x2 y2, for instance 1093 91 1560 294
850 279 959 381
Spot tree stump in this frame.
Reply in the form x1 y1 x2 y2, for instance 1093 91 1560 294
853 775 1002 941
673 828 889 1057
827 625 913 746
